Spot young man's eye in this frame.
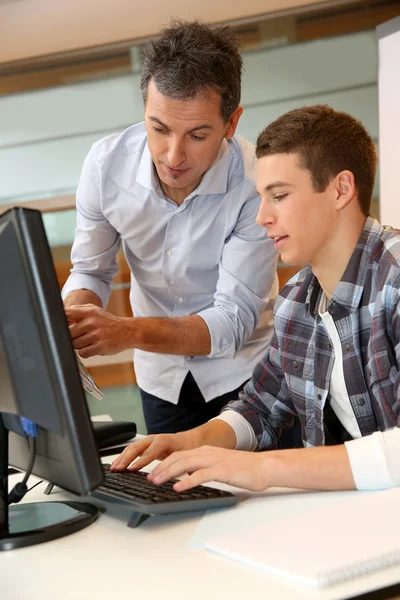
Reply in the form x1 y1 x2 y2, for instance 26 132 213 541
273 193 287 201
153 127 167 134
190 135 206 142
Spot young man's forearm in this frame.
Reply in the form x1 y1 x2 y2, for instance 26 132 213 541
265 444 356 491
190 419 237 449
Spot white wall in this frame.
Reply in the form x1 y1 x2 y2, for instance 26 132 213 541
0 30 378 245
378 18 400 227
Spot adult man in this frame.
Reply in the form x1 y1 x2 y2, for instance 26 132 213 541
112 105 400 493
63 21 278 434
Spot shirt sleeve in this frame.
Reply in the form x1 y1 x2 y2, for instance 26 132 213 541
197 194 278 359
345 427 400 490
211 411 257 451
61 145 121 308
220 332 298 450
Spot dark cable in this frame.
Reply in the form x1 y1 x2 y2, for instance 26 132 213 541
27 480 43 493
8 436 37 505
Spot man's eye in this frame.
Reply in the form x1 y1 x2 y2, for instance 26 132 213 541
190 135 206 142
273 194 287 201
153 127 167 134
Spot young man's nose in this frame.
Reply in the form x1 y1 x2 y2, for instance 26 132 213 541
256 199 276 228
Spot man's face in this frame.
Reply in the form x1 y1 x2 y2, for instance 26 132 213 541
145 80 242 202
256 152 338 267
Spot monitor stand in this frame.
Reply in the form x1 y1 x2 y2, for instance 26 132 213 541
0 415 99 551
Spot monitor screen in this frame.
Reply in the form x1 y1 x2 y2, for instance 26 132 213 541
0 207 103 550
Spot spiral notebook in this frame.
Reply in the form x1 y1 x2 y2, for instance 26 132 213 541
205 487 400 588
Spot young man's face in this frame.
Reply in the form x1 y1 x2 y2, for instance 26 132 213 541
256 152 338 266
145 80 242 203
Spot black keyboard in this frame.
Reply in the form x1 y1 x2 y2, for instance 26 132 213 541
94 464 239 517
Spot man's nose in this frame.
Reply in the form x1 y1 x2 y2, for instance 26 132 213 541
168 139 186 167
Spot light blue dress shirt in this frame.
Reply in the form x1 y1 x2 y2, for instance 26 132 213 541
62 122 279 403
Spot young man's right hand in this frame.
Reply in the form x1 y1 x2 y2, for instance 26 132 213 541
110 420 237 472
110 431 195 472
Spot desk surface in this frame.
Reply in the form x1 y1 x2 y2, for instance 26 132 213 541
2 457 400 600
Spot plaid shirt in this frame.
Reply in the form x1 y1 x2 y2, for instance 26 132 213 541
224 216 400 449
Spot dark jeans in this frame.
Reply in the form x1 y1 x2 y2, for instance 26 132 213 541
140 372 248 434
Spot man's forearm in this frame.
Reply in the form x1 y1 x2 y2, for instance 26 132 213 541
63 289 102 309
127 314 212 356
265 444 356 491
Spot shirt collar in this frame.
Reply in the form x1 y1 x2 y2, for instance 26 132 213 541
305 215 384 317
135 138 230 199
330 215 383 311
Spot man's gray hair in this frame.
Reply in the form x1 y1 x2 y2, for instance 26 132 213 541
141 20 243 122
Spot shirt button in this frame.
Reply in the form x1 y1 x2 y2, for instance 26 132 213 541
356 398 365 407
317 394 322 401
169 280 175 284
185 355 192 361
293 360 298 369
178 297 184 303
345 344 351 351
167 250 173 256
327 343 332 350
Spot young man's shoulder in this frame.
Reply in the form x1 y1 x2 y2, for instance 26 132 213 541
274 267 313 311
370 225 400 287
375 225 400 263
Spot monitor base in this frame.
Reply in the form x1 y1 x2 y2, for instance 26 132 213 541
0 501 99 551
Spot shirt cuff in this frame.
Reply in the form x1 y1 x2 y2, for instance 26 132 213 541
345 430 399 490
197 309 236 359
61 273 111 308
211 410 257 451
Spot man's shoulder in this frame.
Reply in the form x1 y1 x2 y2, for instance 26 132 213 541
227 134 258 195
90 122 147 164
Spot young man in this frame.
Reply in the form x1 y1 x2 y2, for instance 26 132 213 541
111 104 400 493
62 21 278 434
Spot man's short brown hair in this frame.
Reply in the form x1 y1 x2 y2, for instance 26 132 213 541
256 105 377 216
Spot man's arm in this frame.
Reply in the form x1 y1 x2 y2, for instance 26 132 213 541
65 306 212 357
66 193 278 358
61 144 121 310
63 290 102 309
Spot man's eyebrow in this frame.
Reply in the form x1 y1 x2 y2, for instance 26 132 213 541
148 116 213 133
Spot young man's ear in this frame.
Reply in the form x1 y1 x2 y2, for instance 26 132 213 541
224 106 243 139
335 170 357 210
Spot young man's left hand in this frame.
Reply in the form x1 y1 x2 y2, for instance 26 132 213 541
147 446 271 492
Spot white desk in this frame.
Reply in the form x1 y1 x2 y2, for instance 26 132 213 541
2 461 400 600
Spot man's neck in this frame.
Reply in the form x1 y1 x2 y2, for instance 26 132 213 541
312 214 366 300
159 176 203 206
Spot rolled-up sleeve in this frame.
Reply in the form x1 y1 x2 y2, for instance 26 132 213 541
61 146 120 308
198 194 278 358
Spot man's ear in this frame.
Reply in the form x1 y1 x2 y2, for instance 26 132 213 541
224 106 243 138
335 170 357 210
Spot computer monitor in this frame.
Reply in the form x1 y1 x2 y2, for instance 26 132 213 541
0 207 103 551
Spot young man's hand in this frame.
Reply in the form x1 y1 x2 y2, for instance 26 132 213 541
110 420 237 473
148 446 270 492
110 432 196 472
